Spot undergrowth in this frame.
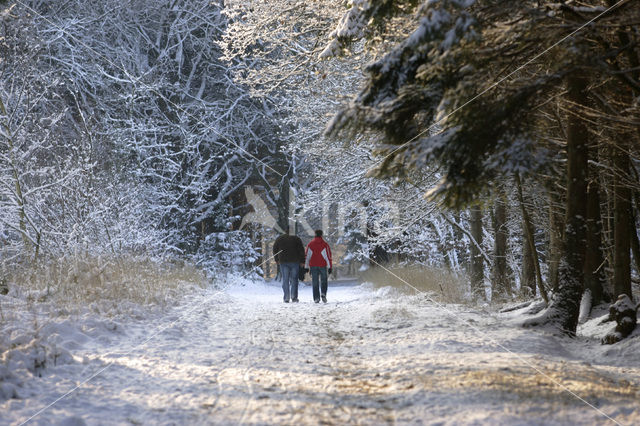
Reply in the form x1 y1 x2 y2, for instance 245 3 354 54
0 254 208 309
360 264 470 304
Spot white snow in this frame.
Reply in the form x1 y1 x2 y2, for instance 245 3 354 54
611 294 637 314
1 278 639 425
578 288 592 324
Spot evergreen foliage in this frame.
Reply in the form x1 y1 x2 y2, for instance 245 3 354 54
327 0 640 333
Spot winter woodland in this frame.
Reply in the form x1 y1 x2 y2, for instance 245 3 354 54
1 0 640 424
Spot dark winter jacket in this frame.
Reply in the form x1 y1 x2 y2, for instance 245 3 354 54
273 234 306 264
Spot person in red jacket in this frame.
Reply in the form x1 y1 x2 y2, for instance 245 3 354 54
305 229 332 303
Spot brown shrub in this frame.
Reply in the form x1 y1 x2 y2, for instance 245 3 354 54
360 264 469 304
1 255 207 308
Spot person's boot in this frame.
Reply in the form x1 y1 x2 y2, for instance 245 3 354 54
321 295 327 303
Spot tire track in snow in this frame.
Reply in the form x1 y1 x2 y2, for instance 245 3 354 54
323 301 399 426
237 311 278 425
204 318 259 416
203 311 264 419
203 288 287 424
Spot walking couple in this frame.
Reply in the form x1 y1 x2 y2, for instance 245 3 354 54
273 230 332 303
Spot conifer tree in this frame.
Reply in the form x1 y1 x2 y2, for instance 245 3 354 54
327 0 639 333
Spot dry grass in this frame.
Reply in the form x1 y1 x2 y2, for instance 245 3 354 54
1 255 208 308
360 264 470 304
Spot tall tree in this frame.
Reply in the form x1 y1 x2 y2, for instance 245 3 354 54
1 0 289 267
469 205 484 299
584 165 607 306
490 189 511 299
613 142 632 298
326 0 640 333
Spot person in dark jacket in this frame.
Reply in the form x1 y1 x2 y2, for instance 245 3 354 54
305 229 332 303
273 233 306 303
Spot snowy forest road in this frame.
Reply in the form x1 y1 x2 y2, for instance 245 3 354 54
5 280 640 425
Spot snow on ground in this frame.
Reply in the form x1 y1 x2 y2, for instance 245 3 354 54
1 277 639 425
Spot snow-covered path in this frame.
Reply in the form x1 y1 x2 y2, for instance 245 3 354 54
3 280 640 425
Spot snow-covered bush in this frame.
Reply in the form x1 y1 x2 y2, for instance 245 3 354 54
602 295 637 345
192 231 260 277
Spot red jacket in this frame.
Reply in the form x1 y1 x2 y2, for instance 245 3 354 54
305 237 332 268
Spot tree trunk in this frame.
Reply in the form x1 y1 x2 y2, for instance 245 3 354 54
631 200 640 278
613 146 632 298
264 235 271 279
452 210 466 268
522 225 536 298
255 228 264 275
547 187 563 293
470 205 484 299
584 163 607 306
516 175 548 303
555 73 590 332
525 73 589 334
0 96 31 252
491 192 510 299
430 222 452 270
603 170 616 279
277 177 291 234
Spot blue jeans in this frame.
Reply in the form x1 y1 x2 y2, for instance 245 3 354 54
310 266 328 302
280 263 299 301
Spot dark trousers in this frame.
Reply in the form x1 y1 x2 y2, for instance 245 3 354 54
310 266 328 302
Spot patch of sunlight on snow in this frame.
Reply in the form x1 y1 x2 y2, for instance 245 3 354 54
415 362 639 404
